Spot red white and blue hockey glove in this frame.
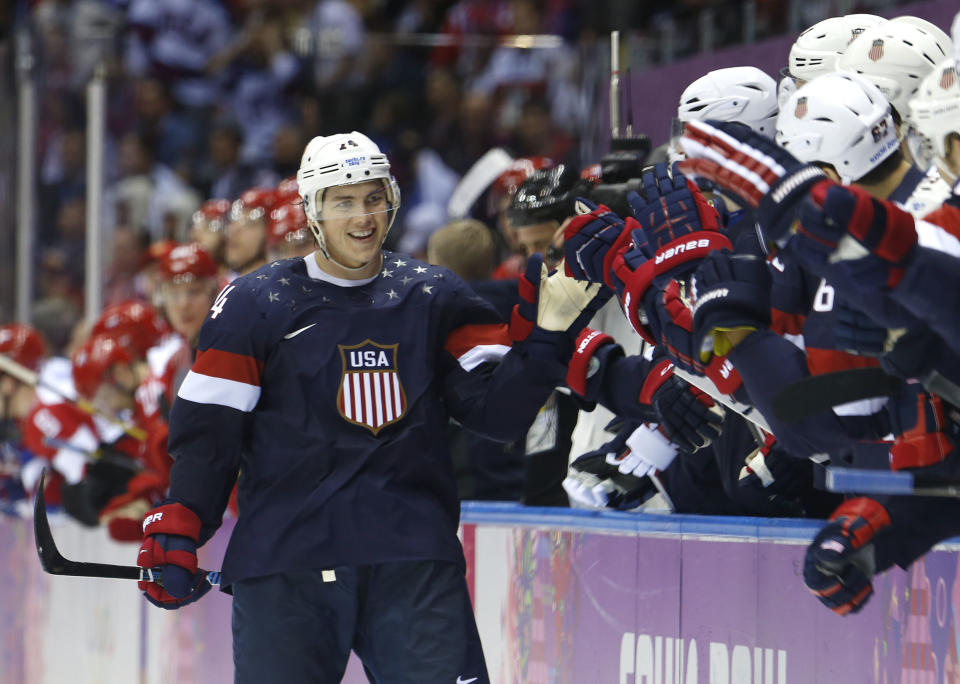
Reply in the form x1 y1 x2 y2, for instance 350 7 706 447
690 231 772 363
641 358 725 453
803 497 891 615
791 182 918 290
138 502 212 610
627 162 723 254
563 199 637 290
677 119 827 245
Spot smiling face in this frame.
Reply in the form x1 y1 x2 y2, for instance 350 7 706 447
313 180 390 279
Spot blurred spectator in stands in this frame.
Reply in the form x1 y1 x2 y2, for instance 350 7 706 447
39 124 86 243
110 130 201 240
469 0 580 129
309 0 367 130
422 66 463 160
200 120 278 201
124 0 233 110
509 97 575 164
131 78 203 179
211 13 301 168
104 225 150 307
32 297 83 358
271 123 307 180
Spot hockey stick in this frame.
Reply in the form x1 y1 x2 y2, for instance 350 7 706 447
446 148 515 219
771 367 902 423
673 367 772 434
33 470 220 585
821 466 960 499
0 353 148 441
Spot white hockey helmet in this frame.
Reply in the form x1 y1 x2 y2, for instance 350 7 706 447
677 66 780 137
908 59 960 179
788 14 887 83
296 132 401 258
838 18 952 116
776 72 899 185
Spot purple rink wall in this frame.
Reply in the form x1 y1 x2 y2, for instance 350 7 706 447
1 504 959 683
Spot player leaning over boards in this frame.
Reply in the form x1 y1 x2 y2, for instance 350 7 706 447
134 132 605 684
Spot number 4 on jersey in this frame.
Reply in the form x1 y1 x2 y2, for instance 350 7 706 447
210 285 235 319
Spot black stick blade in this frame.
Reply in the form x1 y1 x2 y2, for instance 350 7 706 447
33 469 141 580
771 368 902 423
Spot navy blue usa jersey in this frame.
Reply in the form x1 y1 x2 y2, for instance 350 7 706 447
166 252 566 587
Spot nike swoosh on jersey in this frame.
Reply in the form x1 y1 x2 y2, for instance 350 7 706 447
283 323 317 340
456 678 478 684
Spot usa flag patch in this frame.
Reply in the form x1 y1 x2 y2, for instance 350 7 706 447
337 340 406 434
868 39 884 62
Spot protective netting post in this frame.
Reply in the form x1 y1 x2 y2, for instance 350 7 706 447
84 62 107 326
15 28 36 325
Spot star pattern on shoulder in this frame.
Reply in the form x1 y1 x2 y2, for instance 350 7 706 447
301 285 313 294
268 292 280 303
433 272 445 279
413 266 428 274
386 289 399 299
270 261 282 268
393 259 407 267
322 295 332 303
400 276 413 285
278 277 291 286
421 284 434 295
381 268 394 278
256 274 269 280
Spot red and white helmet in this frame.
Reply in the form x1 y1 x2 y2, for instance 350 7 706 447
838 17 952 116
192 198 232 233
158 242 219 283
72 333 136 399
230 188 279 225
0 324 47 371
90 300 169 360
295 132 401 263
788 14 887 83
777 72 898 185
267 202 310 248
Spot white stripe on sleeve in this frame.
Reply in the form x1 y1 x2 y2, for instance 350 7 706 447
177 370 261 412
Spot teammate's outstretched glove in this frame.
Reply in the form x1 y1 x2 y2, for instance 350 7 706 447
138 501 212 609
677 119 828 244
511 253 610 338
636 355 725 452
803 497 891 615
791 182 918 290
563 200 636 289
691 231 772 363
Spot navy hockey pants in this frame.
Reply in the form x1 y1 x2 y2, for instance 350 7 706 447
231 560 490 684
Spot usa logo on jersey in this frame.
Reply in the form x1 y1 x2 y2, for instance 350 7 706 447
337 340 407 434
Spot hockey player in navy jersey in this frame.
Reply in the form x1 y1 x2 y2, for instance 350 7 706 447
135 131 605 683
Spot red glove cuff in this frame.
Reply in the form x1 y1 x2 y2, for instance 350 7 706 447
141 503 202 542
830 497 891 548
702 355 743 396
638 359 674 406
652 231 732 278
566 328 615 397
